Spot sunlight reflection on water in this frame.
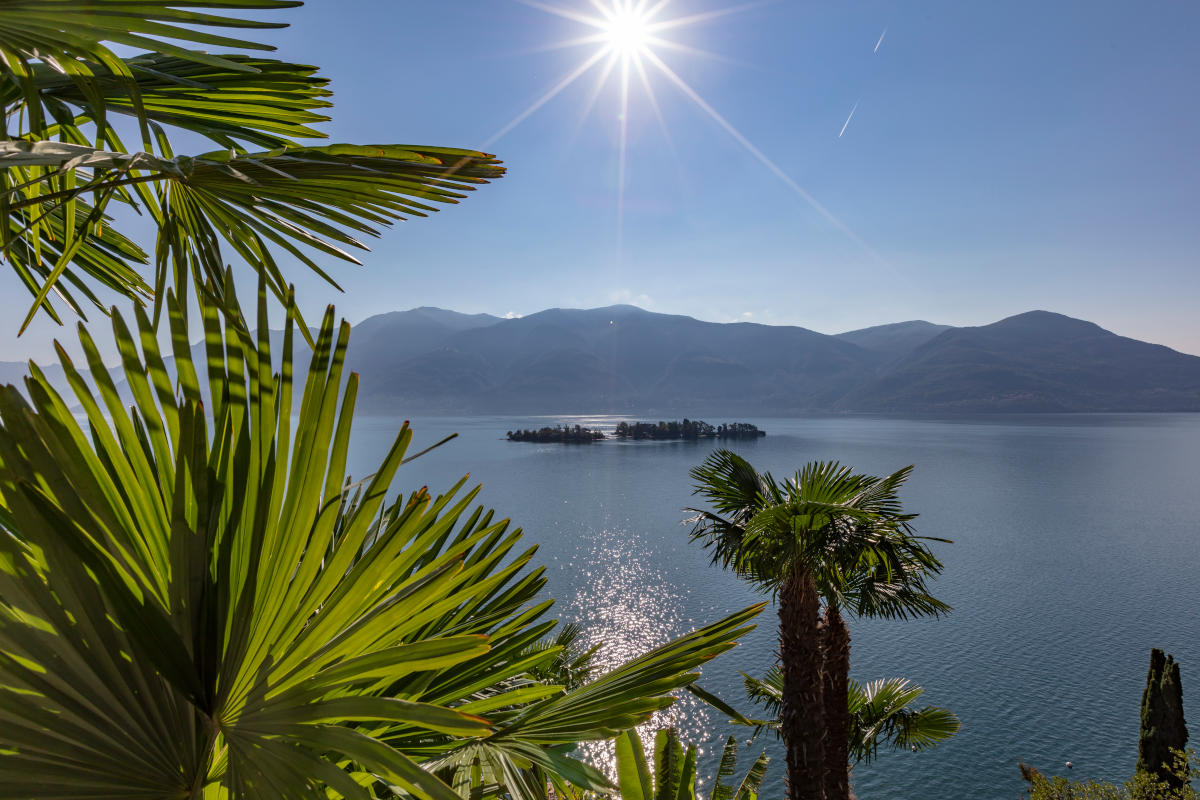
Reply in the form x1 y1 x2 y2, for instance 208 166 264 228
562 527 721 780
346 414 1200 799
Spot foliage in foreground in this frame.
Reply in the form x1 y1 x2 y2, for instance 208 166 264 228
612 728 769 800
0 285 763 799
0 0 504 332
1021 751 1198 800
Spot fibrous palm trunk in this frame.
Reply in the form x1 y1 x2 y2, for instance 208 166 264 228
820 604 851 800
780 567 825 800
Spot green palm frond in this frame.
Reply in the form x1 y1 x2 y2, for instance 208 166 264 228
489 606 762 747
2 139 505 331
0 1 296 90
0 282 763 798
730 749 769 800
742 666 784 721
689 451 948 619
709 736 741 800
4 53 333 150
616 728 767 800
740 668 959 765
849 678 961 764
1 0 508 331
685 450 774 572
0 283 491 798
3 196 150 324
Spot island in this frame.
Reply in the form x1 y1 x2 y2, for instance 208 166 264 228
613 419 765 440
506 425 606 443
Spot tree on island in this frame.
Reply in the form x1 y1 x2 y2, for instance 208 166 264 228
687 450 951 800
613 419 765 440
507 424 605 443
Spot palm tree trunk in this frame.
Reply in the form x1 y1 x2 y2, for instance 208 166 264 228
820 604 851 800
779 567 825 800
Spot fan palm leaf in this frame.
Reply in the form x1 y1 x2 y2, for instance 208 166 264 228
0 282 762 798
614 728 768 800
3 53 333 150
740 668 960 764
2 138 505 332
1 0 506 331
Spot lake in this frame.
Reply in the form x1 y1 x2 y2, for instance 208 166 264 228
345 413 1200 799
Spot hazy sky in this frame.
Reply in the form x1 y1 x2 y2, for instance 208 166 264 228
4 0 1199 360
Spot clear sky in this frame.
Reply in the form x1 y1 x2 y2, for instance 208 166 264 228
5 0 1199 360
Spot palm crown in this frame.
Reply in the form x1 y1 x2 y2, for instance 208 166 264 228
688 451 948 616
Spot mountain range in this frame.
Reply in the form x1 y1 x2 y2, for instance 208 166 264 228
3 306 1199 413
344 305 1200 413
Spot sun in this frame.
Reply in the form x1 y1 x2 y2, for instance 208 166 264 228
491 1 882 268
602 6 653 57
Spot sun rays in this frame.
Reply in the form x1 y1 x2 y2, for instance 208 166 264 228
491 0 882 266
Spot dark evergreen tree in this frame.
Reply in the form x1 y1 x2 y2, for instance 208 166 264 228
1138 648 1189 788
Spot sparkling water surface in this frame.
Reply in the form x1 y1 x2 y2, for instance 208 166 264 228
345 414 1200 800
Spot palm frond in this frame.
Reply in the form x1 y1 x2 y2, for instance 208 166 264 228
4 53 333 150
1 140 505 331
616 728 761 800
0 279 762 798
685 449 773 573
848 678 960 764
731 750 769 800
1 1 508 330
709 736 740 800
740 668 959 766
741 666 783 721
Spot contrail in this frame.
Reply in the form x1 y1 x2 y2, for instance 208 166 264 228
838 101 858 137
874 27 887 53
642 50 888 265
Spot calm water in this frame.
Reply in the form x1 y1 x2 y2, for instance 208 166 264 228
345 414 1200 800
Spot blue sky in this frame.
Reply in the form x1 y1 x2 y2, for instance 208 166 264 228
5 0 1200 359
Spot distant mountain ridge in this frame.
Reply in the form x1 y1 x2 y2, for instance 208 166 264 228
5 306 1198 413
337 306 1200 413
835 320 953 362
839 311 1200 412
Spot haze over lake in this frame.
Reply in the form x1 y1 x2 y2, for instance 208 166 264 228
346 412 1200 800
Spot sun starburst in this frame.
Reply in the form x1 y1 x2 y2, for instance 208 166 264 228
490 0 883 267
601 4 654 56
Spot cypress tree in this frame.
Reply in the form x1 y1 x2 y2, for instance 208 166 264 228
1137 648 1189 787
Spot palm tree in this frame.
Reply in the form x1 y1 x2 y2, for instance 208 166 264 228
743 667 960 765
0 283 765 799
0 0 505 335
687 451 949 800
0 7 770 796
807 471 950 800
